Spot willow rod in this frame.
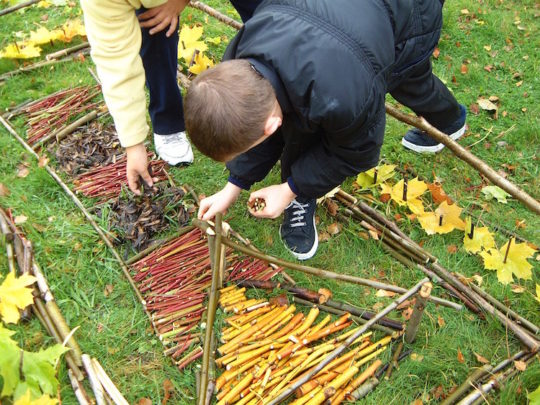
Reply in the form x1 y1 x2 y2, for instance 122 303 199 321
0 0 39 16
385 103 540 214
198 213 223 405
267 278 429 405
188 1 243 30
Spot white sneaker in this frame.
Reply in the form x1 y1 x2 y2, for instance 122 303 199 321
153 131 194 166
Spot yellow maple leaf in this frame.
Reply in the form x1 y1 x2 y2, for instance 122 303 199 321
463 217 496 254
178 25 208 63
380 177 427 212
58 19 86 42
37 0 52 8
14 390 58 405
188 51 214 75
417 201 465 235
356 164 396 189
479 240 536 284
0 272 37 324
0 42 41 59
28 26 63 45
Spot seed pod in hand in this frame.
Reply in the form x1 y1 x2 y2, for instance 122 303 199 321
248 197 266 212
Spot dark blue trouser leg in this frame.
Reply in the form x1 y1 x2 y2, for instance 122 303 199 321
137 1 263 136
137 7 185 135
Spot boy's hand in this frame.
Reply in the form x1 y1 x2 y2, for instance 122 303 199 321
126 143 154 195
138 0 189 37
198 182 242 221
248 183 296 219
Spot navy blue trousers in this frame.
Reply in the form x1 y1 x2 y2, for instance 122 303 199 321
138 1 261 135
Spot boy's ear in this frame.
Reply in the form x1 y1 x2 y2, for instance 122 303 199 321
263 115 282 137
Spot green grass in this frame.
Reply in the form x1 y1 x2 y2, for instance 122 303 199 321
1 0 539 403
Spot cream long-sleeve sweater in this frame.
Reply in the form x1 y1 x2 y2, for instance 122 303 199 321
80 0 167 147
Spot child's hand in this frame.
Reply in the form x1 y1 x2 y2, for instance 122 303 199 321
198 182 242 221
248 183 296 219
126 143 154 195
138 0 189 37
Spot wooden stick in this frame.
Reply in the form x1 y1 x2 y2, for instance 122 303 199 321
214 213 224 289
188 1 243 30
267 278 429 405
68 369 92 405
191 219 419 294
0 50 90 82
463 277 539 335
198 214 223 405
405 282 432 343
385 103 540 214
82 354 106 405
46 42 90 61
430 261 540 351
0 0 39 16
292 297 396 335
91 358 130 405
440 364 493 405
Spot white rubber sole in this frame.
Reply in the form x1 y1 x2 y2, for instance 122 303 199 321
401 125 466 154
280 212 319 261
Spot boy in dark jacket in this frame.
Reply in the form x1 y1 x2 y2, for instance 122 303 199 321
184 0 466 260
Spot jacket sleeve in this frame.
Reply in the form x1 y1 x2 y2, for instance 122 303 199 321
226 130 284 190
290 102 386 199
80 0 148 148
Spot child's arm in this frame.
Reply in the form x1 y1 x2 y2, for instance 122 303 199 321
198 182 243 221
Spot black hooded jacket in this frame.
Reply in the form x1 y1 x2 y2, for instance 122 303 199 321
225 0 444 198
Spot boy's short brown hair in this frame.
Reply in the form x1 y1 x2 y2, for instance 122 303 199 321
184 59 276 162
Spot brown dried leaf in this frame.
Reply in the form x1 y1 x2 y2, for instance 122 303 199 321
514 360 527 371
447 244 458 254
460 64 468 74
379 193 391 203
137 399 153 405
437 315 445 327
427 182 454 205
396 299 412 310
457 348 465 363
474 352 489 364
104 284 114 297
368 229 379 240
358 231 370 241
372 302 384 311
162 379 174 405
411 400 423 405
325 199 339 216
510 284 526 294
17 165 30 178
38 155 49 167
477 98 498 112
470 103 480 115
327 222 342 235
402 307 413 320
432 48 440 58
318 231 331 243
376 289 396 298
0 183 10 197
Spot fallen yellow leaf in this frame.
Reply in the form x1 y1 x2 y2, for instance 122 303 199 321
0 272 37 324
417 201 465 235
463 217 496 254
479 240 536 284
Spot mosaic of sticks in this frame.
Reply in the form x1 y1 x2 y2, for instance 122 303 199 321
129 228 282 371
214 285 388 405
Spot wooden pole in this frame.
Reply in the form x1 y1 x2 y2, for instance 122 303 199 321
405 282 432 343
0 0 39 16
385 103 540 215
266 278 429 405
440 364 493 405
46 42 90 61
198 214 223 405
188 1 243 30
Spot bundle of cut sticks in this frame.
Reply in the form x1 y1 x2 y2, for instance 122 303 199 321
215 286 389 405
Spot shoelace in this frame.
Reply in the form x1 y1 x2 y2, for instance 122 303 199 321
288 200 309 228
161 134 188 145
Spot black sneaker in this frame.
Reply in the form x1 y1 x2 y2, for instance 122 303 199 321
401 104 467 153
279 198 318 261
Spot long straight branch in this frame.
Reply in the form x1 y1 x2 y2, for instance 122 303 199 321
385 103 540 215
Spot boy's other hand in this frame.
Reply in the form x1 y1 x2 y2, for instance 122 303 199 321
198 182 242 221
248 183 296 219
126 143 153 196
138 0 189 36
